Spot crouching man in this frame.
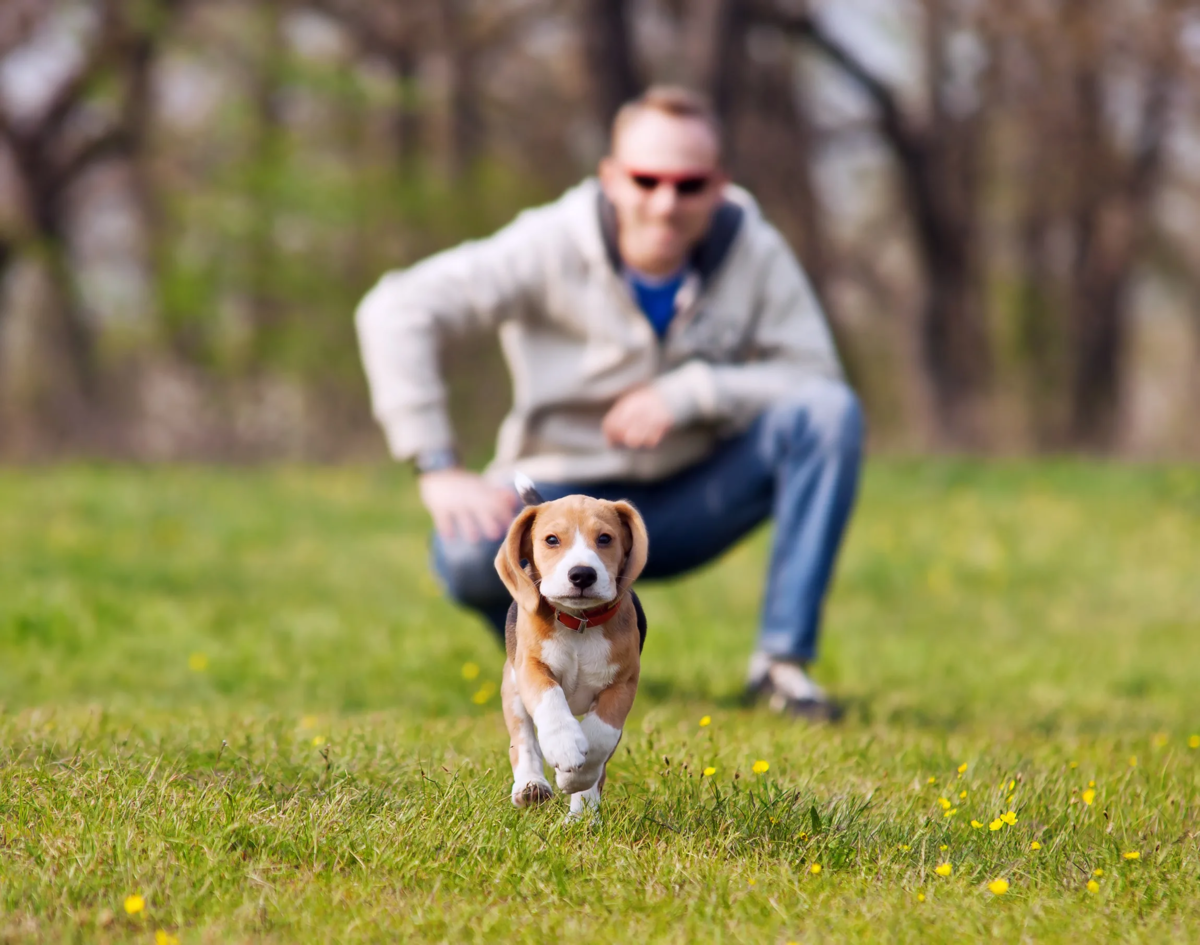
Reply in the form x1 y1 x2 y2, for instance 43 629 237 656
356 86 863 719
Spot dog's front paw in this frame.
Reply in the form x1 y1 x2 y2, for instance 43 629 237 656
539 719 588 773
555 766 597 794
511 777 553 808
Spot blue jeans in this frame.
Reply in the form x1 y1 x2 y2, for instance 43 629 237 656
431 378 863 662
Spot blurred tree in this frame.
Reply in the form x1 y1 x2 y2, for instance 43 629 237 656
1000 0 1185 449
0 0 174 404
757 0 994 447
581 0 640 127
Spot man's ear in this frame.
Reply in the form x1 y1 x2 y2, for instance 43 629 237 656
611 500 649 596
494 505 541 613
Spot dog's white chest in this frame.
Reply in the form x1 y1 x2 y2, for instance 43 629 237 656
539 628 617 715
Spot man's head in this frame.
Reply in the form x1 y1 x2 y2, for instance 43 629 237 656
598 86 727 277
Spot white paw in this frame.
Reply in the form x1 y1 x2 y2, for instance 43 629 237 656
511 778 553 808
556 766 598 795
538 719 589 773
565 803 601 824
567 785 602 822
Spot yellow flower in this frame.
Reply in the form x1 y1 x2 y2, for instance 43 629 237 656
944 808 957 818
971 820 984 828
461 662 480 680
472 681 497 704
752 760 770 775
155 933 180 945
1087 879 1099 894
703 766 716 777
1122 851 1140 860
1006 794 1015 804
939 845 948 851
935 863 952 877
699 715 712 727
1189 735 1200 749
1152 732 1168 748
747 878 756 885
1009 779 1016 791
917 892 925 902
989 819 1003 831
1128 756 1137 768
1082 789 1095 806
312 735 325 747
187 652 208 672
1030 841 1041 850
1093 868 1104 876
810 863 822 874
938 797 952 810
987 878 1009 895
959 790 967 799
1088 780 1095 787
1000 811 1017 826
123 895 145 915
899 844 910 851
957 763 968 774
927 776 937 784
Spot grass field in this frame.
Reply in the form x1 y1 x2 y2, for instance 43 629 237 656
2 461 1199 943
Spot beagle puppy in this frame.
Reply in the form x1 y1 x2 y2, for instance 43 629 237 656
494 478 648 819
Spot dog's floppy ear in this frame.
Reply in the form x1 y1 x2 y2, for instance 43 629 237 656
494 505 542 613
611 500 648 596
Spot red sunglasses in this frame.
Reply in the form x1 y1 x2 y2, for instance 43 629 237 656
622 166 717 197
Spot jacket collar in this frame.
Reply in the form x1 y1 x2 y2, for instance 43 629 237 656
596 190 744 287
554 596 624 632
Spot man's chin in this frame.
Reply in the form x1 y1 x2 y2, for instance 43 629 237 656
629 237 688 273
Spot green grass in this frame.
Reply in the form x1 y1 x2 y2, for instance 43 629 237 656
2 461 1199 943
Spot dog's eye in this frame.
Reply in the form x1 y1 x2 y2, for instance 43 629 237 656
597 533 612 546
545 535 560 546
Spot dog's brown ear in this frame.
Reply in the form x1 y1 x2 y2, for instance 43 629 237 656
612 500 649 596
494 505 541 613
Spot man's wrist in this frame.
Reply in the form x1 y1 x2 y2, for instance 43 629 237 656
414 447 460 474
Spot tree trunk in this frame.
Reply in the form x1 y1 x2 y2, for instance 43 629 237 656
580 0 639 128
1066 200 1137 449
245 0 286 368
391 46 422 168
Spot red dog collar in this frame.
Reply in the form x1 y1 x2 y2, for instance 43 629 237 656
555 597 624 632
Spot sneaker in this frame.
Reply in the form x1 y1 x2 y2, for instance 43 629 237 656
745 651 841 722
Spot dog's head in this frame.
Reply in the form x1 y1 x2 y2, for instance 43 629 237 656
494 494 648 614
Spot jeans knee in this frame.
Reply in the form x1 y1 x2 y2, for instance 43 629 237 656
431 533 508 609
766 379 864 455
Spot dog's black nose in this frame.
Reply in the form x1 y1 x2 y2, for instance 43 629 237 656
568 565 597 589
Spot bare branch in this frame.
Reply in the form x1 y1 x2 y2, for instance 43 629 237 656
749 3 923 161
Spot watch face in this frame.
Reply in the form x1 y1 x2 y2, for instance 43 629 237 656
417 449 458 473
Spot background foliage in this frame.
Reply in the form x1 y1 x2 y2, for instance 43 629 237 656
2 0 1199 460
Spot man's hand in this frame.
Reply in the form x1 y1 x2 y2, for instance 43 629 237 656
601 385 676 449
418 468 520 542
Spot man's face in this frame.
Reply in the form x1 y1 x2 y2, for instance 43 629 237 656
598 111 725 276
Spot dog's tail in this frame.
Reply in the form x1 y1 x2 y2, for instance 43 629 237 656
513 471 544 507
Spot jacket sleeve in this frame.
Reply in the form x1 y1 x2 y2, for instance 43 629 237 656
355 207 550 460
653 225 845 428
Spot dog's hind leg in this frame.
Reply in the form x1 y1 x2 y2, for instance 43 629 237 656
502 658 552 807
567 762 608 821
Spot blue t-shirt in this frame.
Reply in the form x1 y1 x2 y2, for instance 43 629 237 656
627 268 685 339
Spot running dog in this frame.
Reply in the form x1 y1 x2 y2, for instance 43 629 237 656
495 477 648 819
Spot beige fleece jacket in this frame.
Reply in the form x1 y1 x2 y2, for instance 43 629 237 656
355 178 843 484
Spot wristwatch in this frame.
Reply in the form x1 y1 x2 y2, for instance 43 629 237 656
414 447 460 474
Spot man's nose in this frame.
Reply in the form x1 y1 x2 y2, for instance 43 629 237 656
647 183 680 215
568 565 597 589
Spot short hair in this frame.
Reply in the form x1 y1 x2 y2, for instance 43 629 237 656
611 85 723 156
